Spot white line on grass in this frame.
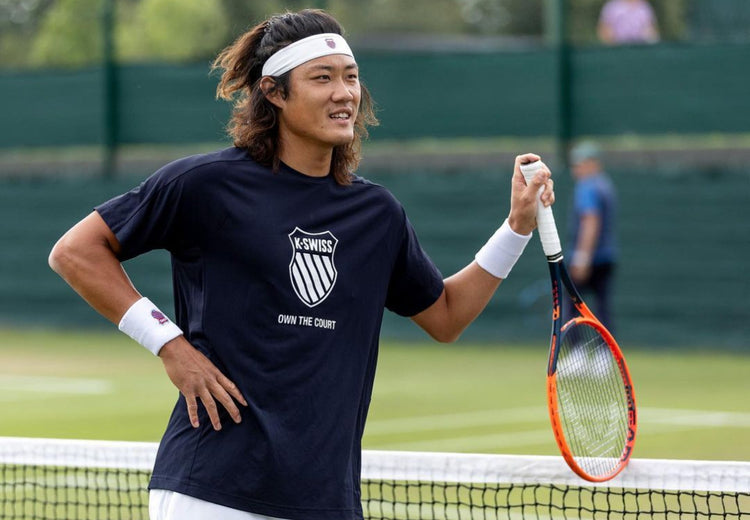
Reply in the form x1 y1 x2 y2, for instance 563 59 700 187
640 407 750 428
364 407 546 435
369 429 554 451
0 375 113 400
364 406 750 450
366 406 750 436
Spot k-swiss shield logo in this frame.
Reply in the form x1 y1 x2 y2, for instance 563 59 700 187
325 38 336 49
288 228 338 307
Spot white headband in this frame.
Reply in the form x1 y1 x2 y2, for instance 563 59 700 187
261 33 354 77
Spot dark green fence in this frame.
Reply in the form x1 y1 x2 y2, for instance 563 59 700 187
0 68 105 147
570 43 750 136
2 43 750 149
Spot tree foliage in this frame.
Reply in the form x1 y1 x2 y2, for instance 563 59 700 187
0 0 716 69
118 0 229 62
310 0 543 37
29 0 102 67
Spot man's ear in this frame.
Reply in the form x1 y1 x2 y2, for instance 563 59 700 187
261 77 284 109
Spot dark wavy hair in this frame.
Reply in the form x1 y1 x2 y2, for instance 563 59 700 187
211 9 378 185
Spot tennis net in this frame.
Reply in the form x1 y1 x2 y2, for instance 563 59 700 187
1 436 748 519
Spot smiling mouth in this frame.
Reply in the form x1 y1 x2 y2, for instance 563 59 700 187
330 112 351 121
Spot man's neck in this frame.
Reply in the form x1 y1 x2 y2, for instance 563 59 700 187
277 137 333 178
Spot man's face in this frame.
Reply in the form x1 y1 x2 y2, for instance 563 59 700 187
572 158 600 179
277 54 361 150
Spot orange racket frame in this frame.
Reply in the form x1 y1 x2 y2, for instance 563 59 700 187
546 260 637 482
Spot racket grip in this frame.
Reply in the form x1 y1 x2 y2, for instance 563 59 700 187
519 160 563 260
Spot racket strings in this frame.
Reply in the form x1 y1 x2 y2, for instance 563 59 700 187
556 322 629 478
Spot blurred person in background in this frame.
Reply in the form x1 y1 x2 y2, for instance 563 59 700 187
48 8 554 520
597 0 660 45
566 141 618 332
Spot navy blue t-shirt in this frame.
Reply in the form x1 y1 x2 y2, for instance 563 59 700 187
95 147 444 520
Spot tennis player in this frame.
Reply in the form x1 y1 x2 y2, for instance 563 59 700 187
566 141 618 331
48 9 554 520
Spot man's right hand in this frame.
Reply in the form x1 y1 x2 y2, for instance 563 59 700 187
508 154 554 236
158 337 248 431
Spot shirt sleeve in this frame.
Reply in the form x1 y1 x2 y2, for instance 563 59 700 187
385 210 444 317
95 162 193 261
575 182 601 216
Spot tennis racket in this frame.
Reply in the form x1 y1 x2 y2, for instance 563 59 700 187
520 159 637 482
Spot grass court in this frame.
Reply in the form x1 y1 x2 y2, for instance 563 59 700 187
1 328 748 462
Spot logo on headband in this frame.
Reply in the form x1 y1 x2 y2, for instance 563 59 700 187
325 38 336 49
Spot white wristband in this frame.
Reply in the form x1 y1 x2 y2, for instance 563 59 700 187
118 297 182 356
475 219 532 279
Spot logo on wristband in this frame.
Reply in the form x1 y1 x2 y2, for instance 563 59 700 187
151 309 169 325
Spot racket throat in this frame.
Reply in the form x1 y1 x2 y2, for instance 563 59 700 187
547 265 564 376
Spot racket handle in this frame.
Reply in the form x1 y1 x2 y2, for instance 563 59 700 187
520 160 563 261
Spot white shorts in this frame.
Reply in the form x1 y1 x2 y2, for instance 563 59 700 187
149 489 290 520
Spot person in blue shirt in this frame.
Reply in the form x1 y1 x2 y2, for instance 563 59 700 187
567 141 618 331
48 9 555 520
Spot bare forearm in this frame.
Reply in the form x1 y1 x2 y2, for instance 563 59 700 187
49 212 140 324
574 213 601 264
412 262 501 343
50 211 246 429
443 262 503 335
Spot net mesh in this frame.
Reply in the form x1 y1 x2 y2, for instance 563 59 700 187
1 437 748 520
